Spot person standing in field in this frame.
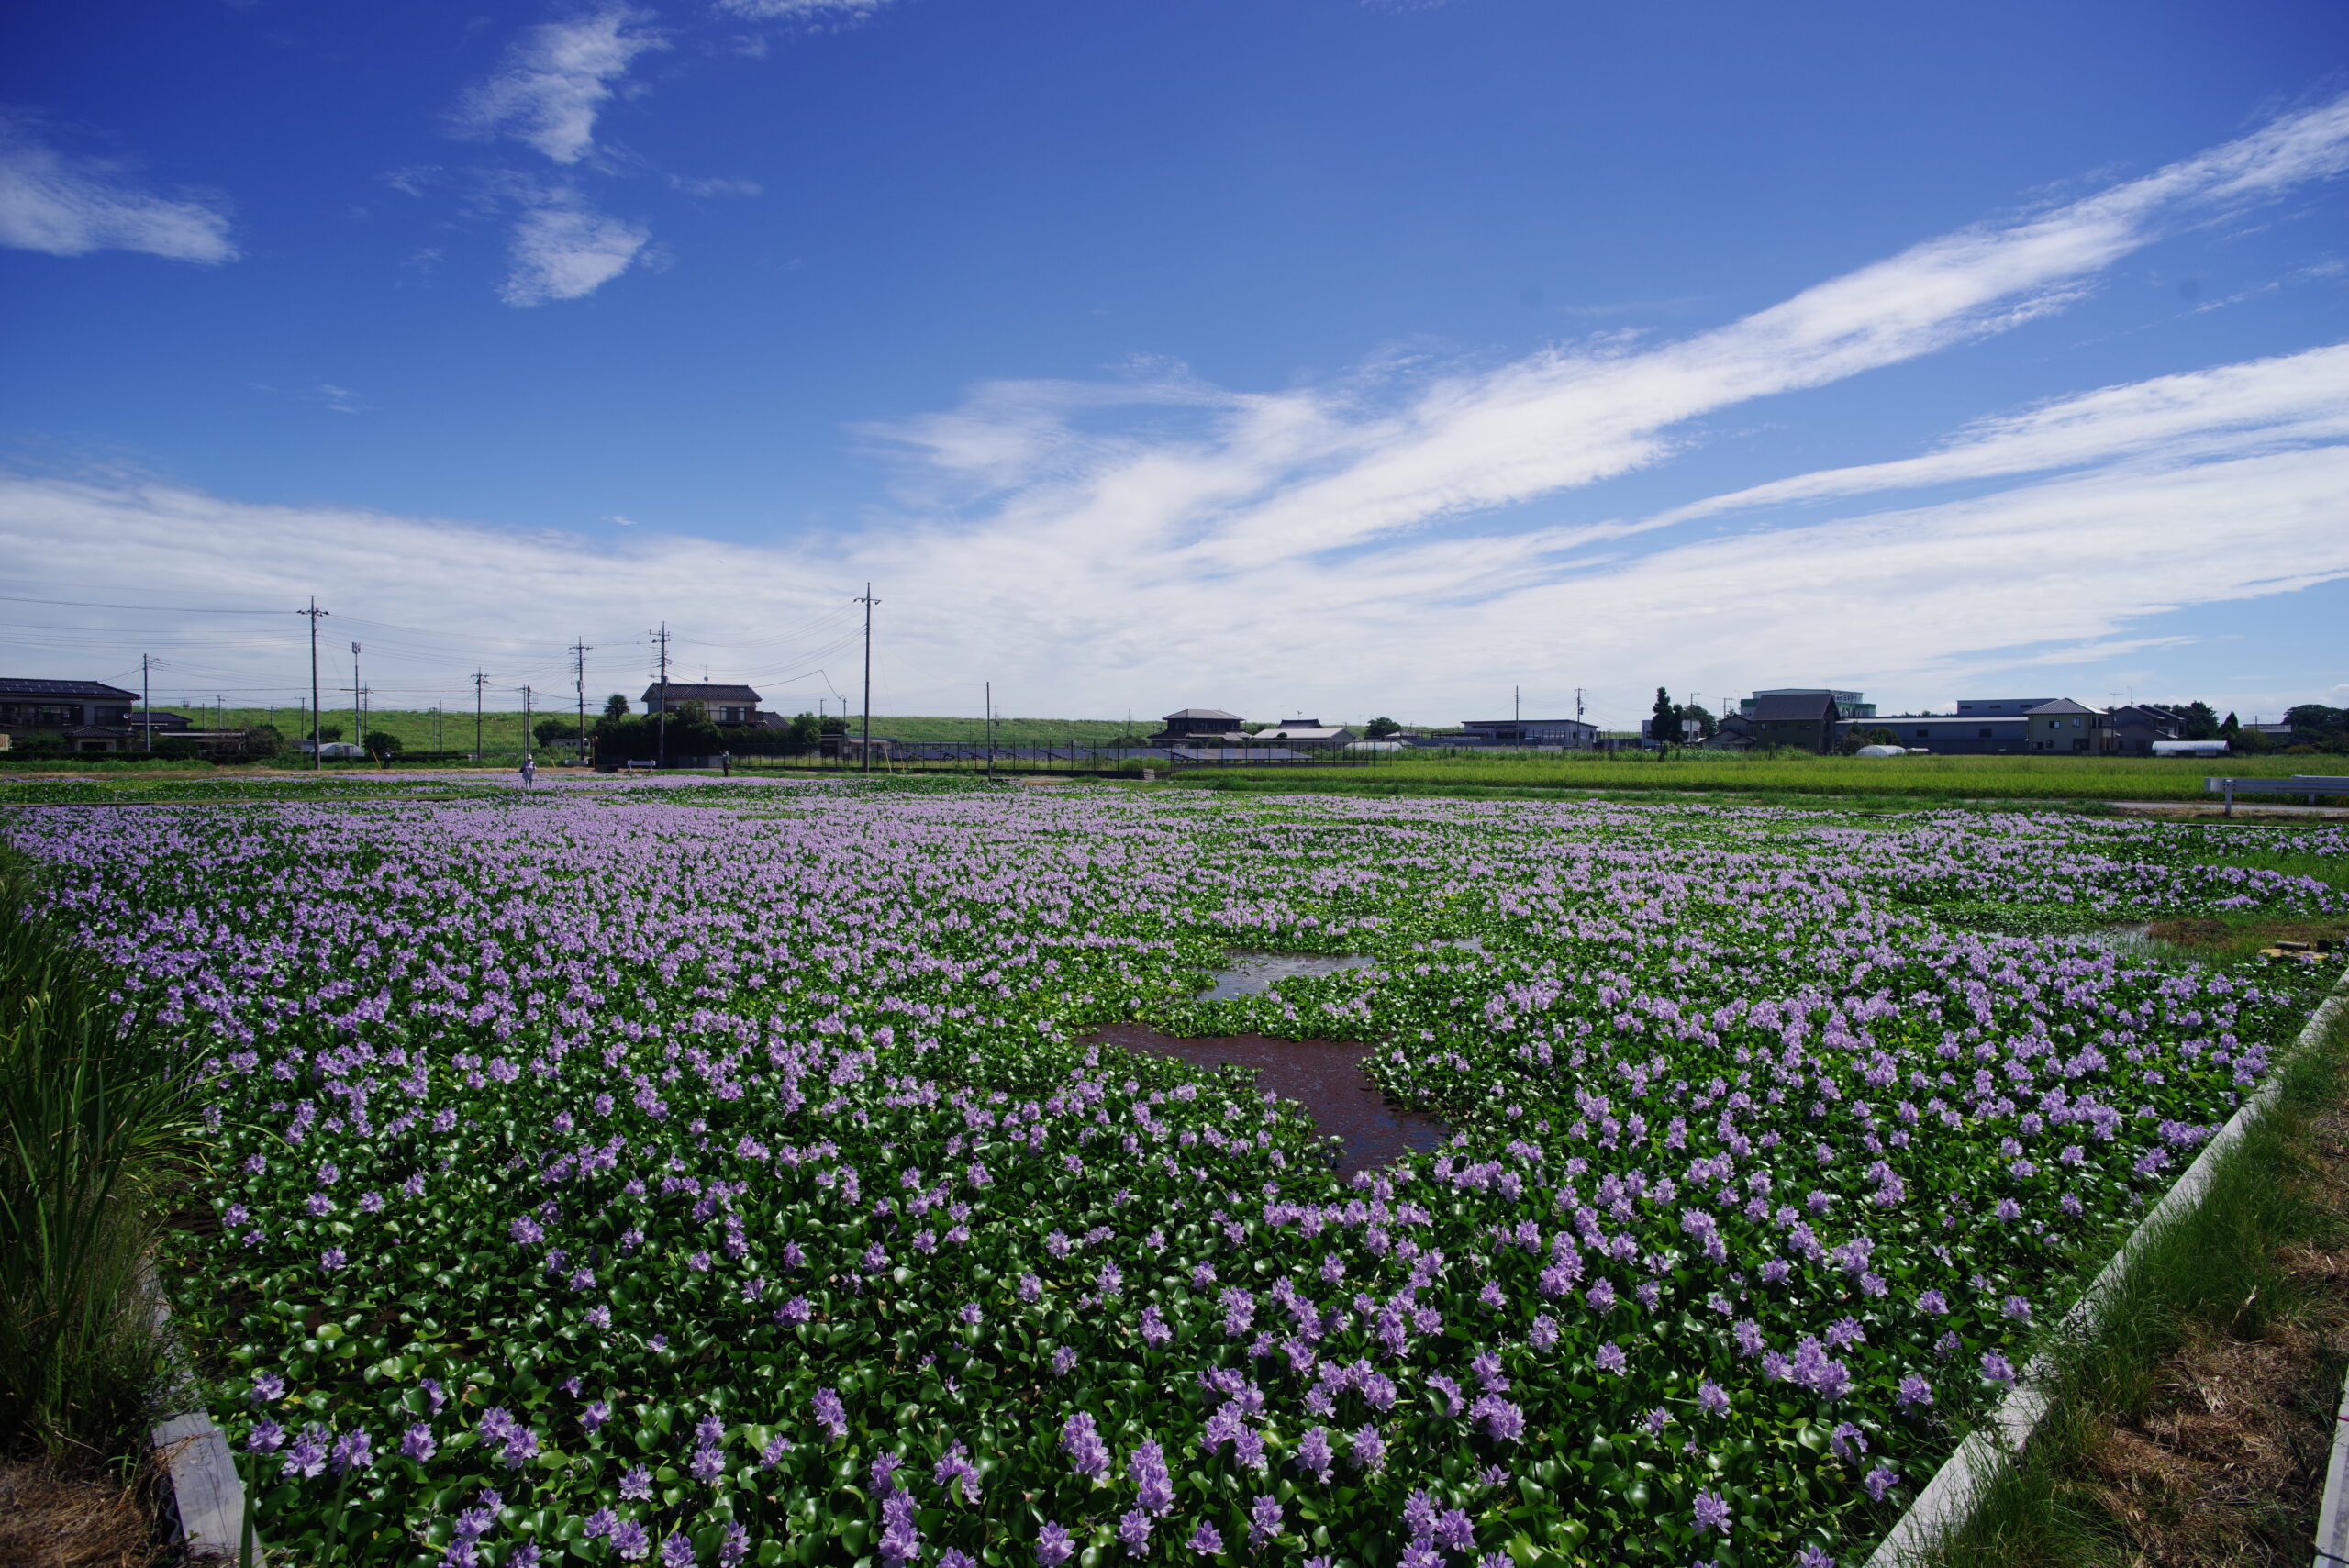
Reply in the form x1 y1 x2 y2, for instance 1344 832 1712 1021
520 755 536 789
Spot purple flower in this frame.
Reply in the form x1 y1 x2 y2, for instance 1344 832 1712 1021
1037 1521 1076 1567
1062 1412 1111 1479
813 1386 848 1441
620 1465 652 1501
661 1536 694 1568
330 1428 373 1473
1698 1379 1730 1416
1897 1373 1933 1408
1865 1466 1898 1502
1431 1509 1475 1552
1119 1507 1154 1557
1295 1426 1335 1482
1693 1489 1731 1535
245 1418 284 1454
1130 1439 1175 1514
1981 1352 2018 1386
1347 1424 1386 1473
1469 1395 1524 1443
1187 1521 1223 1554
1247 1494 1283 1547
869 1451 905 1496
719 1524 750 1567
401 1423 436 1462
878 1491 921 1567
610 1519 651 1561
249 1372 284 1404
284 1423 328 1478
1594 1341 1627 1375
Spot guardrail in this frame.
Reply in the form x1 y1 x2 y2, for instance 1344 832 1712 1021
2205 775 2349 814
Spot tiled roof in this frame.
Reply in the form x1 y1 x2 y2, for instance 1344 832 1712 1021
0 677 139 699
1163 707 1241 721
642 683 763 704
2025 698 2100 717
1749 692 1838 721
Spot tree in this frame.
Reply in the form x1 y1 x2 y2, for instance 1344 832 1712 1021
785 712 822 745
818 716 848 736
1649 688 1677 749
1675 703 1717 741
1364 717 1402 739
366 731 405 761
604 693 630 719
240 725 284 759
2177 701 2221 741
534 717 573 748
316 722 346 742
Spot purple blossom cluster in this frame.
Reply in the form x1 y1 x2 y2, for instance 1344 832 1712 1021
6 781 2337 1568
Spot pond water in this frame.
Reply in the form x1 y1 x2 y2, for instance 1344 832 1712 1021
1080 1023 1450 1176
1199 951 1382 1000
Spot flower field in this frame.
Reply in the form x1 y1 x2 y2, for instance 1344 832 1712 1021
6 781 2345 1568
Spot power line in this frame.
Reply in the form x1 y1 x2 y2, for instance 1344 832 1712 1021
0 595 293 614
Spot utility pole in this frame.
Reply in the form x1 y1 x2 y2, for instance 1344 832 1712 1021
1514 684 1520 724
985 681 994 780
473 670 489 762
519 684 535 765
140 654 152 752
855 584 879 773
572 637 593 765
301 599 328 769
650 622 671 767
350 643 364 750
1575 687 1586 723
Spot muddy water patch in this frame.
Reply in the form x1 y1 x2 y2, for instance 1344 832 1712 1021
1080 1023 1448 1176
1201 951 1380 1000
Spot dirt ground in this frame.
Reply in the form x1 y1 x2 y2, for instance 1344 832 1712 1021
0 1456 174 1568
2077 1103 2349 1566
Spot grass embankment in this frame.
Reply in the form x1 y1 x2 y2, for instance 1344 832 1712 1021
1930 979 2349 1568
0 855 206 1456
1163 753 2345 805
170 706 1145 751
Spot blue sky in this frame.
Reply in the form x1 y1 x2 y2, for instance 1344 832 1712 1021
3 0 2346 727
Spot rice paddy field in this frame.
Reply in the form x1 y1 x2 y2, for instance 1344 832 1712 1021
4 775 2346 1568
1174 752 2349 805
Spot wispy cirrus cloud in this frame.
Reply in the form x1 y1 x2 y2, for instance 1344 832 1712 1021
713 0 898 20
0 113 236 262
501 187 651 306
1644 341 2349 527
452 8 667 166
863 95 2349 591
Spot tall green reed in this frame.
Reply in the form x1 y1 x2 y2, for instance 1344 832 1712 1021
0 855 208 1456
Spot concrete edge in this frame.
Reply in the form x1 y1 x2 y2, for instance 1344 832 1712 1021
144 1263 262 1562
2316 1361 2349 1568
1866 969 2349 1568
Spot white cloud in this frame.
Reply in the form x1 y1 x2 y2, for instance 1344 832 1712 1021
1645 341 2349 526
501 191 650 306
858 94 2349 592
714 0 896 19
0 116 236 262
453 9 666 166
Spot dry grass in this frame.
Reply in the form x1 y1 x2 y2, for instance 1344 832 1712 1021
0 1455 170 1568
2071 1102 2349 1567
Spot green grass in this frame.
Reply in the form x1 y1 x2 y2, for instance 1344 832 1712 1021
1925 987 2349 1568
115 707 1148 755
1160 751 2346 804
0 854 207 1457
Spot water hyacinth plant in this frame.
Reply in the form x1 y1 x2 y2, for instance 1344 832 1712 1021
2 781 2343 1566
